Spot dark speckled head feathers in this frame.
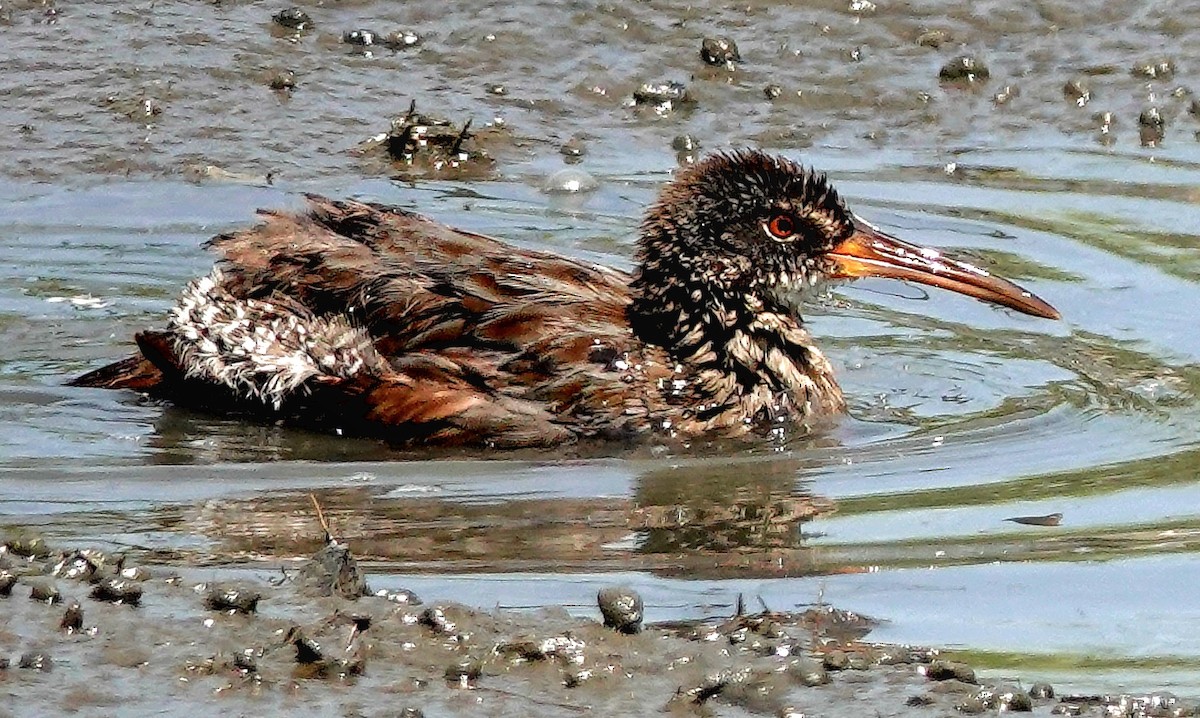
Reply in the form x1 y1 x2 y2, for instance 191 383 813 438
629 149 1058 352
634 150 852 296
628 150 861 369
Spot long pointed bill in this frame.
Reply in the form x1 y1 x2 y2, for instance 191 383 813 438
827 216 1060 320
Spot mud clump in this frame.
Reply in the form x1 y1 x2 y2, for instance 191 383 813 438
297 540 370 599
358 100 500 180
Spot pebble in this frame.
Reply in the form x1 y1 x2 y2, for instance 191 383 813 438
205 586 262 614
923 659 976 683
375 587 422 605
786 658 830 686
28 578 61 604
558 136 586 157
700 36 740 66
444 659 482 685
268 70 296 91
823 649 850 671
938 55 990 83
342 29 375 46
60 600 83 632
382 29 421 49
1139 106 1165 146
993 84 1019 105
1030 682 1055 699
6 536 52 558
597 586 643 634
18 652 52 672
764 84 783 100
419 606 456 634
1131 58 1175 79
976 684 1033 711
1063 78 1091 106
633 81 693 106
916 29 948 48
272 8 312 31
91 577 142 605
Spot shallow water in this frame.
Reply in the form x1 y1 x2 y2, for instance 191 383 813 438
3 0 1200 703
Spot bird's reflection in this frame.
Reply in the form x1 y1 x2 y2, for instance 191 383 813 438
146 437 840 579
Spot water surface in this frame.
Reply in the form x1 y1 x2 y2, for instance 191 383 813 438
3 0 1200 697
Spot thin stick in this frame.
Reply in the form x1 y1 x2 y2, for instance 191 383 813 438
310 493 332 543
477 686 591 712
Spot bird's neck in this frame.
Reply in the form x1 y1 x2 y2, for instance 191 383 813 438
628 272 845 422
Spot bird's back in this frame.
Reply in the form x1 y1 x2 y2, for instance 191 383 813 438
73 196 676 447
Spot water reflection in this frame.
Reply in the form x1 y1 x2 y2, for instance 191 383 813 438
155 457 835 579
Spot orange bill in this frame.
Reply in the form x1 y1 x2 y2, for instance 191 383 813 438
827 216 1060 320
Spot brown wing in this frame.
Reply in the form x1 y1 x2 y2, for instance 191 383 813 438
77 195 657 446
207 196 633 346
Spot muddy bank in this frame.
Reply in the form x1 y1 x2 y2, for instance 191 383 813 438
4 0 1200 183
1 531 1195 718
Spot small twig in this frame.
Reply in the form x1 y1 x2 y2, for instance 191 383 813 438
451 118 473 156
309 493 332 544
477 686 591 712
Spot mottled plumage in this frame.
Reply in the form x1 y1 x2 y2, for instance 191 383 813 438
72 150 1058 448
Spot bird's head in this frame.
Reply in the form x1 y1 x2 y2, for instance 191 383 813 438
634 150 1059 320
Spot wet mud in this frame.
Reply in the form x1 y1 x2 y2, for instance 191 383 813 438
5 0 1200 183
2 527 1197 717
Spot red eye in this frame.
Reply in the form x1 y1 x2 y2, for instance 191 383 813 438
766 214 796 240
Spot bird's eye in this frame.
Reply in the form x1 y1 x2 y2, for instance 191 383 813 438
765 214 796 241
